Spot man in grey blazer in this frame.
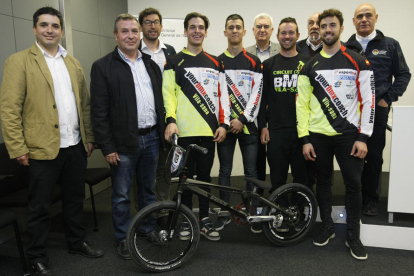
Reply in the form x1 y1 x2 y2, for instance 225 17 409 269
246 13 281 184
245 13 281 62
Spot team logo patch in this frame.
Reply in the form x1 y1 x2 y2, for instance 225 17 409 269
238 80 244 86
204 78 210 85
334 80 342 87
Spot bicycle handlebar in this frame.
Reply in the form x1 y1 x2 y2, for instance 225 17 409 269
193 145 208 154
170 133 208 154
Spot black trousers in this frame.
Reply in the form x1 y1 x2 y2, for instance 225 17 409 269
361 105 390 204
310 132 363 236
267 131 308 192
178 137 215 219
26 142 87 265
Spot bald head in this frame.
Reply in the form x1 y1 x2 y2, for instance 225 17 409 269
308 12 321 45
353 3 378 37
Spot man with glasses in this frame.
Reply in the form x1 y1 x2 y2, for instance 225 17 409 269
134 8 176 207
246 13 281 62
246 13 280 185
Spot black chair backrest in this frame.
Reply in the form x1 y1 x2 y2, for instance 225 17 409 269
0 143 28 198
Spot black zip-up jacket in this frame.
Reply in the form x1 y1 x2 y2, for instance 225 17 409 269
90 47 166 156
346 30 411 104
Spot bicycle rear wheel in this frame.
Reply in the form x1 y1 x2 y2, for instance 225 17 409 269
127 201 200 272
262 183 317 246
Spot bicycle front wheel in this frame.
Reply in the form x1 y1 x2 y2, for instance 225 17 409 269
262 183 317 246
127 201 200 272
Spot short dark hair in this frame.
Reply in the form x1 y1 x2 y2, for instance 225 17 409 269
225 14 244 29
33 6 64 30
318 8 344 27
184 12 209 30
138 7 162 25
278 17 298 34
114 13 139 34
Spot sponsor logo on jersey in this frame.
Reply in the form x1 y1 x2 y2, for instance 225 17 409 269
334 80 342 87
238 80 244 86
184 70 216 113
315 73 348 117
225 73 247 107
204 78 209 85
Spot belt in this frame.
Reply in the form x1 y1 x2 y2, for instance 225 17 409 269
138 125 157 136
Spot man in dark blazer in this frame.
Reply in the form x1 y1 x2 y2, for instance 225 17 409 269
90 13 166 260
296 12 323 57
137 7 176 204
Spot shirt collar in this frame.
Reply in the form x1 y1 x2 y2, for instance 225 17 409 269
117 47 142 62
256 41 271 52
306 37 323 51
356 30 377 43
36 41 67 58
141 39 166 53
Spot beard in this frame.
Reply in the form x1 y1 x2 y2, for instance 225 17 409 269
309 31 321 43
280 40 296 51
322 32 340 46
143 31 159 41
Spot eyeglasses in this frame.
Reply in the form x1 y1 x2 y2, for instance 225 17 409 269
143 20 161 26
256 24 270 30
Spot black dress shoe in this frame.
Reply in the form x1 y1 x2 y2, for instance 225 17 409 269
117 240 131 260
32 262 53 276
68 240 104 258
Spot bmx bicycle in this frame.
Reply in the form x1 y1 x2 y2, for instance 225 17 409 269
126 133 317 272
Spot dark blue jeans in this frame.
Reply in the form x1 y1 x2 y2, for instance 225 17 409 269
111 128 159 241
361 104 390 204
310 132 363 236
217 132 258 203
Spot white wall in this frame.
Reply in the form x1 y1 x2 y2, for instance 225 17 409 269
129 0 413 175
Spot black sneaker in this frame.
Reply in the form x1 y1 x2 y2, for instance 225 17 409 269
215 216 231 231
250 223 262 234
363 201 378 216
313 226 335 246
346 237 368 260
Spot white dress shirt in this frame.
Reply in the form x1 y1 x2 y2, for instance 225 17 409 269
117 48 157 128
36 42 80 148
140 39 167 73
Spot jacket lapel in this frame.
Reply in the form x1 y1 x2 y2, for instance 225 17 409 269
31 43 55 96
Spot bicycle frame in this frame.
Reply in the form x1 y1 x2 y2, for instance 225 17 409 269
165 133 296 238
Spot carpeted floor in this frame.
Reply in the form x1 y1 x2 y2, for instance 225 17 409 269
1 172 414 276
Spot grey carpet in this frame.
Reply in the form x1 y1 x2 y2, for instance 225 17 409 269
1 172 414 275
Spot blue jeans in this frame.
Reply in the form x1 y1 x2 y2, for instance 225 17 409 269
111 128 159 241
217 132 258 203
